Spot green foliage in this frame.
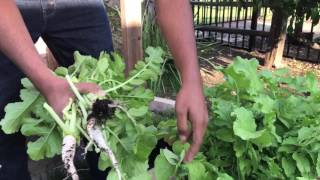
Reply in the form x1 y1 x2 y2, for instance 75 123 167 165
155 56 320 179
0 47 166 180
203 56 320 179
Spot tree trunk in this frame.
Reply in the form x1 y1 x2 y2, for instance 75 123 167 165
264 9 288 69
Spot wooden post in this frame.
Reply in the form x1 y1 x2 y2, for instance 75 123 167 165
249 6 259 51
264 9 288 69
120 0 143 74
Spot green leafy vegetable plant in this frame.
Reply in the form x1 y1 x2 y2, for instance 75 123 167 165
155 56 320 180
0 47 165 180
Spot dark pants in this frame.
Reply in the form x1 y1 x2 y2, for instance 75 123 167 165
0 0 113 179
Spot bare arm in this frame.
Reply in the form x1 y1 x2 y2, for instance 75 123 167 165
0 1 100 114
155 0 208 162
0 1 56 93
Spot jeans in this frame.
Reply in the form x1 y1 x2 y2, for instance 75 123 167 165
0 0 113 179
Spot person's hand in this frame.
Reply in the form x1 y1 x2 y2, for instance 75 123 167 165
42 77 104 116
175 83 208 162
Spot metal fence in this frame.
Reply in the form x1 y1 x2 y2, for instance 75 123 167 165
191 0 320 62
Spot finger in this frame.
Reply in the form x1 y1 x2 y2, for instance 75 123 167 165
176 106 190 142
184 112 205 162
76 83 105 96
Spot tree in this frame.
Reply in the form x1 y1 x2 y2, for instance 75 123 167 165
252 0 320 68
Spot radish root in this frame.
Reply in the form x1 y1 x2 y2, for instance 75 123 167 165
62 135 79 180
87 117 122 180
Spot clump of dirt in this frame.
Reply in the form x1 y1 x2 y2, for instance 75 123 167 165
90 99 116 124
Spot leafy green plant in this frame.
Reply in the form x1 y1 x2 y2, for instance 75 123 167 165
0 47 166 180
155 56 320 179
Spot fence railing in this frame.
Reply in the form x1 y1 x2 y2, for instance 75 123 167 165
191 0 320 63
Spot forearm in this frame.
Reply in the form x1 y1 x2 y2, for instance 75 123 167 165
0 1 56 95
155 0 201 87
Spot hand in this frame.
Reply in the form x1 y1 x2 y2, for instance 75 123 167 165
175 83 208 162
42 77 104 116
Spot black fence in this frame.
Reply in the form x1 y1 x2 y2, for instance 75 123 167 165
191 0 320 62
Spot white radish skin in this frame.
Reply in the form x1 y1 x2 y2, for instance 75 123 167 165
62 135 79 180
87 118 122 180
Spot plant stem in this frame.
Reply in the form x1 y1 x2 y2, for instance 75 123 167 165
66 75 88 107
43 103 68 132
105 126 127 151
114 105 137 126
105 60 152 94
77 124 91 141
70 104 77 134
98 79 123 86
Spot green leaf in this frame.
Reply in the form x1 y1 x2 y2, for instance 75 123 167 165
185 160 207 180
316 153 320 176
163 149 179 165
253 95 275 114
98 152 112 171
232 107 264 140
21 78 35 89
296 177 312 180
130 172 152 180
120 156 149 178
212 98 234 127
217 173 234 180
172 141 190 154
224 57 263 95
234 140 246 158
252 130 273 147
26 124 62 160
106 170 118 180
155 152 175 180
298 127 314 143
216 129 235 142
0 88 40 134
128 106 148 117
292 152 311 176
145 47 164 64
54 67 68 77
282 157 296 178
134 132 157 160
20 119 50 136
96 54 110 74
266 158 283 178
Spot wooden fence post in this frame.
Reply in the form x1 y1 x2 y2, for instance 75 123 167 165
264 9 288 68
120 0 143 74
249 6 259 51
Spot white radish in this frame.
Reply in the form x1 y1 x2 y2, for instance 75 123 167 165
87 117 122 180
62 135 79 180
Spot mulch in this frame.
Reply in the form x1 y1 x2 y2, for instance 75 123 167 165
198 45 320 87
